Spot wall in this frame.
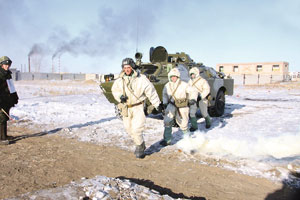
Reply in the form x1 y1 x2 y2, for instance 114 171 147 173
12 71 91 81
289 72 300 81
11 70 291 85
86 74 99 80
231 74 286 85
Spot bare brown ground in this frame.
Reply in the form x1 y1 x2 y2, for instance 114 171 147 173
1 127 297 200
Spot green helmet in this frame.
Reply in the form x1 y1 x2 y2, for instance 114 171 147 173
0 56 12 65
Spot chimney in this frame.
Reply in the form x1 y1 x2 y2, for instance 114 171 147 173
28 56 31 73
58 56 61 73
52 57 54 73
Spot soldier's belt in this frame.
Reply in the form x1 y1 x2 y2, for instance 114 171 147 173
127 101 143 108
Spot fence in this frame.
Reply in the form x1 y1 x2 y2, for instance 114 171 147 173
12 71 90 81
231 74 287 85
11 70 289 85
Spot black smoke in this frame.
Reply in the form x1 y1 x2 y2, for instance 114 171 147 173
29 3 160 61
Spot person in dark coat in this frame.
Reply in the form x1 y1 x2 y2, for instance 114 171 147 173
0 56 19 145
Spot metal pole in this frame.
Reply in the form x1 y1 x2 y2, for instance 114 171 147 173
59 56 61 73
52 57 54 73
28 56 31 73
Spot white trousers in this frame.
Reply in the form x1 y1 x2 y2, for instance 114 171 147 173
122 104 145 145
164 104 189 131
189 99 209 118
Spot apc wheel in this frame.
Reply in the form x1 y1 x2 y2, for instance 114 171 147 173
208 90 225 117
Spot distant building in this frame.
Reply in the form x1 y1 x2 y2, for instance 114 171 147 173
216 62 290 85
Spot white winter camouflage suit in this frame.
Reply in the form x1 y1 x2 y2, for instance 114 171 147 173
163 68 197 131
188 67 210 118
112 69 160 146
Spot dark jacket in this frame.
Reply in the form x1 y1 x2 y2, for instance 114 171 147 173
0 67 18 122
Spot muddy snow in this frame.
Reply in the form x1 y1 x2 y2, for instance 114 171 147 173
1 80 299 200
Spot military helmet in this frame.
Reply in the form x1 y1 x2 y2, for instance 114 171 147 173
121 58 136 69
0 56 12 66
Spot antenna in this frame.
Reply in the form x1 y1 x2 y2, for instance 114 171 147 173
136 0 140 52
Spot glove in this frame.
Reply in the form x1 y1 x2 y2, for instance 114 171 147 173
197 94 202 102
189 99 197 106
120 95 128 103
10 92 19 106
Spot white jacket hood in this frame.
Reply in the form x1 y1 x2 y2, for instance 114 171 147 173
189 67 200 79
168 68 180 81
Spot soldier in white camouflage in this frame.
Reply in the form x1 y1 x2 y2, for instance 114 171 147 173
160 68 197 146
111 58 162 158
188 67 211 131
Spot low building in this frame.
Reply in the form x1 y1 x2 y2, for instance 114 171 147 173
216 62 289 85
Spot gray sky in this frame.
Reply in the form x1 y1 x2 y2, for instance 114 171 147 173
1 0 299 73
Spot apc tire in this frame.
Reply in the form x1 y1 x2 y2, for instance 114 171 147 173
208 90 225 117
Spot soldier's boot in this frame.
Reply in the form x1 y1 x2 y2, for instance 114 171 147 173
205 116 211 129
134 141 146 159
0 123 9 145
3 122 13 140
189 117 198 132
160 127 172 146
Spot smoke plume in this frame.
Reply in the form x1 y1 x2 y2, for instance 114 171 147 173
29 4 159 63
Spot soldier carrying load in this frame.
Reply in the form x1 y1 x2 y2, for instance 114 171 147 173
111 58 162 158
188 67 211 131
160 68 197 146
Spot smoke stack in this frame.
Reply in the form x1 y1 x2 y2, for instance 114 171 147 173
52 57 54 73
58 56 61 73
28 56 31 72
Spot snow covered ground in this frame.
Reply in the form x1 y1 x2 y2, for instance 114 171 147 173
8 80 300 198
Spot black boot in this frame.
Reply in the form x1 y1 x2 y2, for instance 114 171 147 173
159 140 171 146
0 123 9 145
189 117 198 132
134 142 146 159
205 116 211 129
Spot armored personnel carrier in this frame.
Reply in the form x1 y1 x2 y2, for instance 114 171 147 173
100 46 234 117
